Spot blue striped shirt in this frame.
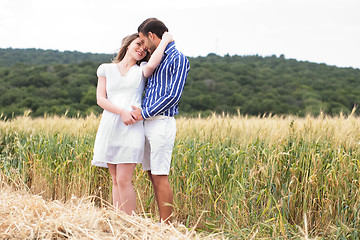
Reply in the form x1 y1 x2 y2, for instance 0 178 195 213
141 41 190 119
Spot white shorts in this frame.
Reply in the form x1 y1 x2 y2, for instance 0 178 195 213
142 115 176 175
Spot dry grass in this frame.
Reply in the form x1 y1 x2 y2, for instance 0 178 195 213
0 111 100 137
176 110 360 148
0 177 223 240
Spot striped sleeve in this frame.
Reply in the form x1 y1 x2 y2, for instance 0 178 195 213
141 55 190 119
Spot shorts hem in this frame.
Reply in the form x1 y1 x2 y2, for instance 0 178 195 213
149 170 170 175
141 167 170 175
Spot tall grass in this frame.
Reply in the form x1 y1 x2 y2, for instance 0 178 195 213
1 111 360 238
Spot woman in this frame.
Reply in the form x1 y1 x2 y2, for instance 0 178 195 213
92 32 173 215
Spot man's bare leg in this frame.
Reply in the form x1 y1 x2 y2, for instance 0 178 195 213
147 171 173 223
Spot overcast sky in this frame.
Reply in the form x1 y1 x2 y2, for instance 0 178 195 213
1 0 359 69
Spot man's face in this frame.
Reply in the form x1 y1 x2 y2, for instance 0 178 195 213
139 32 156 54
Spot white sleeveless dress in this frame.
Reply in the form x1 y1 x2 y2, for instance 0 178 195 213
92 62 146 168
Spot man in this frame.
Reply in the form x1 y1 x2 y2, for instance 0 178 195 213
131 18 190 223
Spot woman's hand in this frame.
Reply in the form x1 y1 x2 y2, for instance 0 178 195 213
120 110 136 126
162 32 173 44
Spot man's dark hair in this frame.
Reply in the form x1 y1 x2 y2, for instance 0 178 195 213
138 18 168 39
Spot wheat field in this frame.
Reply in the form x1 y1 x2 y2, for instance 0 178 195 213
1 110 360 239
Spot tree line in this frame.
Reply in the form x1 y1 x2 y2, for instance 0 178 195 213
0 48 359 118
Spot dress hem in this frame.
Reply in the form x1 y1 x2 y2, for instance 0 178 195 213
92 161 142 168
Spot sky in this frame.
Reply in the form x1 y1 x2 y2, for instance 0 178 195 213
1 0 359 69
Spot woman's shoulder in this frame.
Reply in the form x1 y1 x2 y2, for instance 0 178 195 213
98 62 114 68
97 63 114 77
98 63 116 71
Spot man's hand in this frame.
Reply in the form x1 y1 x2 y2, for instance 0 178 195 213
131 106 144 121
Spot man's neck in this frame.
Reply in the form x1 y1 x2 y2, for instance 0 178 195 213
154 38 162 48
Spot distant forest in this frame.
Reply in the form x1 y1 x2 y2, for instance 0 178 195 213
0 48 359 118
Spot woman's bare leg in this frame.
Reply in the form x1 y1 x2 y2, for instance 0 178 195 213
115 163 137 215
107 163 121 209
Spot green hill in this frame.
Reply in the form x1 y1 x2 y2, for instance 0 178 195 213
0 48 112 67
0 48 359 118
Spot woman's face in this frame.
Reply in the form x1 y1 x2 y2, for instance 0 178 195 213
127 37 148 61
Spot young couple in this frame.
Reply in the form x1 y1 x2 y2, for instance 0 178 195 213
92 18 190 224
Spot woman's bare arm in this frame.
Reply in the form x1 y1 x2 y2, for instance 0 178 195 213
96 76 135 126
142 32 173 78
